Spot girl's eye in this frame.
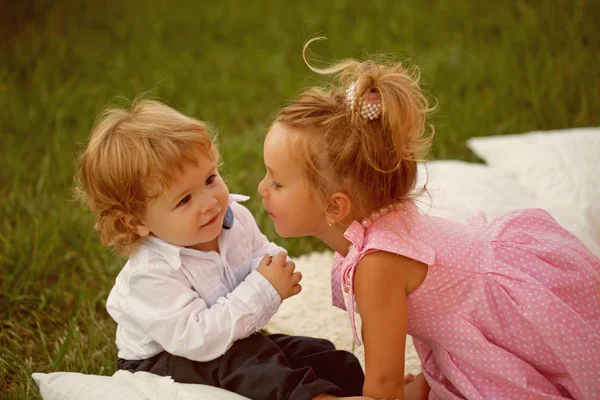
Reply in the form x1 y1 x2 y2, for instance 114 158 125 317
206 174 217 185
270 181 282 189
177 195 191 207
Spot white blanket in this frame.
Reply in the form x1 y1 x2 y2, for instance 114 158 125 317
33 127 600 400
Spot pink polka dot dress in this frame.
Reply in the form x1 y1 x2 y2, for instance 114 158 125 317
331 203 600 399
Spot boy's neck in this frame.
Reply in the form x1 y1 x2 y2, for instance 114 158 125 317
188 237 220 253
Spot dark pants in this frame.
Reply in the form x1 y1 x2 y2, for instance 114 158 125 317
117 333 364 400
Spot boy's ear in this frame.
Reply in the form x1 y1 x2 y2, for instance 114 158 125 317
325 192 352 224
123 215 150 237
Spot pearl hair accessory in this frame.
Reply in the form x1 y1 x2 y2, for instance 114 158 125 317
360 201 407 229
345 82 382 120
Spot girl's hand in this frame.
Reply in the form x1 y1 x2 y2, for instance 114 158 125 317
256 251 302 300
404 373 430 400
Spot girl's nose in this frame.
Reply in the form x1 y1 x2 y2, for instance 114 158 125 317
257 177 267 198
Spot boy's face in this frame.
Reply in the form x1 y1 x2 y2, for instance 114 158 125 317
137 152 230 252
258 122 328 238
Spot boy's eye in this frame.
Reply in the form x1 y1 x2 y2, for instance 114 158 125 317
206 174 217 185
177 195 191 207
270 181 282 189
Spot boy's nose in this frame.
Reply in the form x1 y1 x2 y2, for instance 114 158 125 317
199 196 218 214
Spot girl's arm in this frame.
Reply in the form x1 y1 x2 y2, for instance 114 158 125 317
354 251 418 400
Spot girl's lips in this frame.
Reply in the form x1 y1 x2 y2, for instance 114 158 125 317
262 201 273 218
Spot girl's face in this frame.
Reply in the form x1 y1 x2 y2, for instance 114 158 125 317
138 151 230 252
258 123 328 238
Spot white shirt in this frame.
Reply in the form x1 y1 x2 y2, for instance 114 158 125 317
106 195 285 362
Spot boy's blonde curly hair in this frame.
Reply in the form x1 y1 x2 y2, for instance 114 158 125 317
75 99 218 256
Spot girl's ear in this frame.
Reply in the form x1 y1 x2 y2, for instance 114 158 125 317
325 192 352 224
123 215 150 237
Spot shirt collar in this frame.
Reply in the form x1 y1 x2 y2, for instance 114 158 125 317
223 193 250 229
142 236 184 270
141 193 251 269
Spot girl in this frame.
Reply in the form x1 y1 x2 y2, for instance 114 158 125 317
75 99 371 400
258 42 600 400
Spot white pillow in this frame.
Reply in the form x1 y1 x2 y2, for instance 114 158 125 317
415 160 537 222
467 127 600 256
32 370 250 400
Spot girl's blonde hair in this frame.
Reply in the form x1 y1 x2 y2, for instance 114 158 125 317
274 39 434 218
75 99 218 256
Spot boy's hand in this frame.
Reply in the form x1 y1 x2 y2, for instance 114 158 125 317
256 251 302 300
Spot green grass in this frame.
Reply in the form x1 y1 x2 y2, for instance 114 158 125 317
1 0 599 398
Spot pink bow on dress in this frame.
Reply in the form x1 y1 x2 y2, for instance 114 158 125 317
331 220 366 346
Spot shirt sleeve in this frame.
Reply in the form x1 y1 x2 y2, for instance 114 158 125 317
124 263 281 362
230 202 287 270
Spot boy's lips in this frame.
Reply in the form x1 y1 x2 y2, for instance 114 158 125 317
200 211 220 227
